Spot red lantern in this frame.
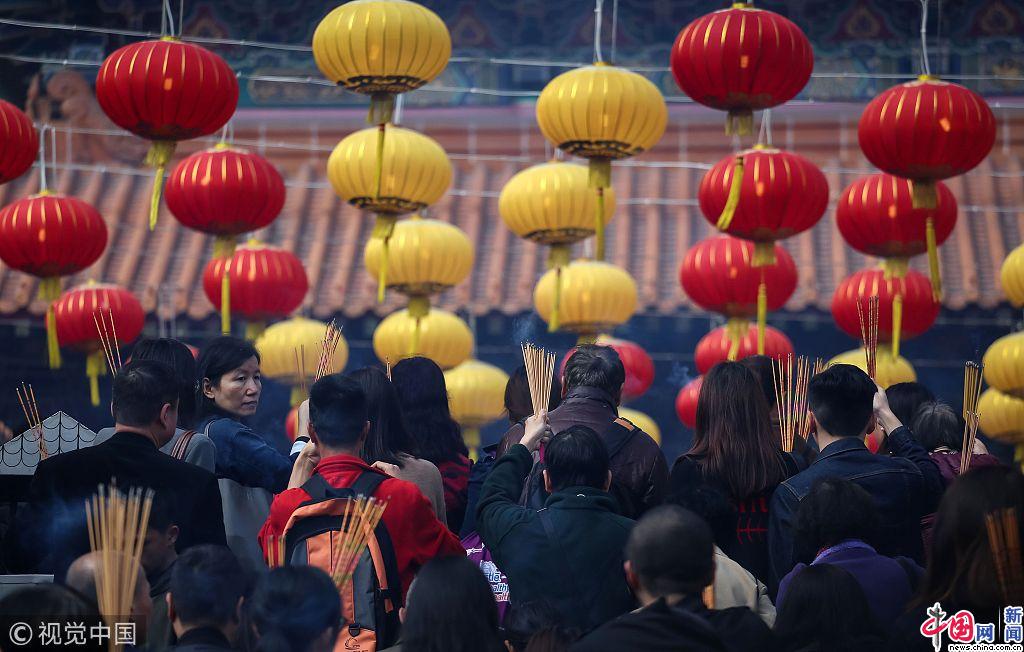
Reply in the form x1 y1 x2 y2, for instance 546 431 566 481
695 323 793 375
561 336 655 402
836 173 957 298
285 405 300 442
675 376 703 429
670 5 813 134
0 193 108 368
202 242 308 339
858 77 995 212
96 39 239 230
53 282 145 405
831 268 939 358
0 100 38 184
164 144 285 256
680 236 797 317
699 146 828 264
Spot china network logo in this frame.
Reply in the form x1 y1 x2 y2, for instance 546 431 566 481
920 604 1023 651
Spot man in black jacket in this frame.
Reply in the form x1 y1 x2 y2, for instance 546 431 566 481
478 417 635 633
572 506 775 652
497 346 668 518
167 546 248 651
5 360 226 576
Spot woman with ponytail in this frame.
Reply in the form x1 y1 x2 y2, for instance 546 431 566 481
245 566 341 652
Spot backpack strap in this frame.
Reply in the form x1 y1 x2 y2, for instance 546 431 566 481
605 417 639 459
170 430 195 461
348 471 404 609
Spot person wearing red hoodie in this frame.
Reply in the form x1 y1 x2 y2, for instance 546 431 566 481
258 374 463 597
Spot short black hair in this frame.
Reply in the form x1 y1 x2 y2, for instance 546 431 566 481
793 477 879 564
112 359 179 427
625 505 714 596
309 373 368 449
501 599 563 652
885 382 935 428
196 336 260 418
544 425 609 491
169 545 248 629
132 338 198 428
911 402 962 451
807 364 876 438
563 345 625 398
147 491 178 532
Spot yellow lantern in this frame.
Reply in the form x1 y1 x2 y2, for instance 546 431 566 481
983 331 1024 398
536 64 667 259
364 215 473 307
373 307 473 370
256 316 349 405
444 359 510 460
618 407 661 446
828 348 917 388
979 389 1024 467
499 162 617 267
1002 243 1024 307
312 0 451 126
533 259 637 340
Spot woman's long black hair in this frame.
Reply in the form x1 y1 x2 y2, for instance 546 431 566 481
195 335 260 420
390 357 467 465
244 566 340 652
348 366 418 467
400 556 506 652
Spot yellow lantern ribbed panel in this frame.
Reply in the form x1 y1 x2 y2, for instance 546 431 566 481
364 216 473 296
256 316 349 385
536 64 668 162
373 308 473 369
828 348 917 389
327 125 452 214
1001 244 1024 307
498 162 617 245
444 359 510 428
533 260 638 334
983 331 1024 398
618 407 660 446
979 388 1024 444
312 0 451 94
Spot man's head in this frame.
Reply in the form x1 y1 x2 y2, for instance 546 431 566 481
624 505 714 604
541 425 611 493
308 373 369 453
793 477 879 563
65 551 153 641
140 492 179 577
562 345 625 405
167 545 248 640
807 364 877 439
112 359 179 446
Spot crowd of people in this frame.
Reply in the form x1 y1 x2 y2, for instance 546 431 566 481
0 336 1021 652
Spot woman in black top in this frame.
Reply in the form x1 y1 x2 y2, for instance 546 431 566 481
669 361 799 585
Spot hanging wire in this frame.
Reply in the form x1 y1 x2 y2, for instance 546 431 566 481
36 124 47 191
593 0 604 64
610 0 619 63
919 0 931 76
179 0 185 37
394 94 405 125
757 109 773 146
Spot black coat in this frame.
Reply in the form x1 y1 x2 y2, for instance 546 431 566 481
170 627 233 651
571 596 775 652
5 432 226 576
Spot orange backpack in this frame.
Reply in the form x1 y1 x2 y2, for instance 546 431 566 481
281 472 402 652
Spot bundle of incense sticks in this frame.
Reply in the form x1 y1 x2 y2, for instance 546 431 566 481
772 355 811 453
93 308 123 376
856 296 880 380
85 483 153 652
962 361 984 421
985 507 1024 603
314 320 344 382
293 345 308 395
16 381 47 458
521 343 556 417
331 496 388 591
960 411 981 476
264 535 287 568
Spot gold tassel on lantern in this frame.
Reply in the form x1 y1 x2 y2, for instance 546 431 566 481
409 296 430 357
86 350 106 406
725 318 747 361
39 277 62 369
373 215 398 304
726 109 754 136
213 236 237 259
145 141 176 231
752 242 777 267
911 180 937 210
464 427 481 462
926 216 942 300
716 155 745 231
757 277 768 355
882 258 909 279
220 263 232 336
546 246 569 333
595 187 606 261
891 293 904 359
374 123 387 200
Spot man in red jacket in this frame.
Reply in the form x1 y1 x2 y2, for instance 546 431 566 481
258 374 462 597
